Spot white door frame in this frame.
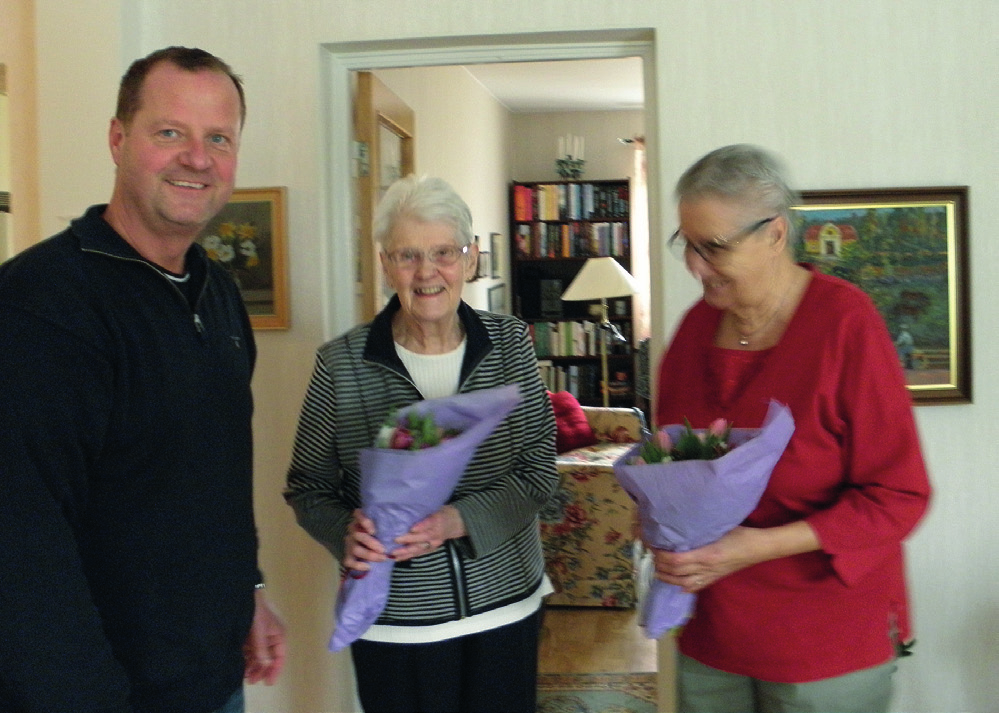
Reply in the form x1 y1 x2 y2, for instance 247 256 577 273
319 30 661 342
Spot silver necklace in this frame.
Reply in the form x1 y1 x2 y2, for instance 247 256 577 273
735 290 788 347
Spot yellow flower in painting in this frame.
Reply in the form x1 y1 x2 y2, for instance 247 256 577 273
236 223 257 240
218 222 237 239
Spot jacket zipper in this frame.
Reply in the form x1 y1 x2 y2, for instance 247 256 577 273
85 248 208 337
445 540 471 618
364 312 494 620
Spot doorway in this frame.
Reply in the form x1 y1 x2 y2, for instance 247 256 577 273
319 30 661 341
320 29 671 711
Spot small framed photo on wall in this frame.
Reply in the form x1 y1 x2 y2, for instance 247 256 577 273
487 284 507 314
489 232 503 279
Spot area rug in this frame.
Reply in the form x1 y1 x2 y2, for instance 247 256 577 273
537 672 657 713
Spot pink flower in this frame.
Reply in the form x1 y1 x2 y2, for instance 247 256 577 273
631 416 733 464
390 429 414 450
708 418 729 438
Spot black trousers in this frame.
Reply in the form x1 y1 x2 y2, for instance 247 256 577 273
351 609 542 713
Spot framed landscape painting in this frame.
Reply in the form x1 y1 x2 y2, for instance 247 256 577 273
793 186 970 404
196 187 289 330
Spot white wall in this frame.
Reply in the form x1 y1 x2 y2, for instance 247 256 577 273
374 65 512 311
27 2 999 712
510 109 645 182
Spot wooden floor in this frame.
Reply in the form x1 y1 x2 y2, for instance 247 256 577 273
538 605 657 674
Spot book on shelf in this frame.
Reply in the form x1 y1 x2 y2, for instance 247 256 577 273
514 182 630 222
535 360 601 403
529 320 609 357
532 322 551 358
513 184 534 222
512 221 629 259
539 279 563 318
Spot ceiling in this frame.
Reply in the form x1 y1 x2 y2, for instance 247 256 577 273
462 57 644 113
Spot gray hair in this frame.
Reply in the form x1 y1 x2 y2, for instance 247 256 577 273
675 144 801 245
373 174 474 249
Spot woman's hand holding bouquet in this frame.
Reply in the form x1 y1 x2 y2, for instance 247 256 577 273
345 502 465 571
613 400 795 639
329 384 521 652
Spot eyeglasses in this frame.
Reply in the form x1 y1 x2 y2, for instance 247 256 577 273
667 215 778 265
384 244 469 269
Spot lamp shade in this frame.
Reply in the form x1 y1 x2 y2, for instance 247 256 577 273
561 257 640 301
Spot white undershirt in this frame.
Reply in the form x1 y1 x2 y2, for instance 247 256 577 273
394 340 466 399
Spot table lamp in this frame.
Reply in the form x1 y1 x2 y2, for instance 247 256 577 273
561 257 640 407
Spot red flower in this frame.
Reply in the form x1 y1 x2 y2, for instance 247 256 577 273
389 428 414 450
562 503 589 527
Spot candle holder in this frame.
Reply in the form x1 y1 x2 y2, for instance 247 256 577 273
555 156 586 179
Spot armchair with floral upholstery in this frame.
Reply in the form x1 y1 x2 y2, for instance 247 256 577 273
541 399 647 608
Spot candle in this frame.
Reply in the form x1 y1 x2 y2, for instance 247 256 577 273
558 136 565 159
579 137 584 160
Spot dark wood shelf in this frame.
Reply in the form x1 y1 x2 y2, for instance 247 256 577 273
510 179 635 408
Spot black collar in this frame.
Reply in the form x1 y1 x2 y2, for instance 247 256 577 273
363 294 493 387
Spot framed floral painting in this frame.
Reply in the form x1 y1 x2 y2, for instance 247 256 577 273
793 186 969 404
196 187 289 330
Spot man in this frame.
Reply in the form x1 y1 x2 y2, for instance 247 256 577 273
0 47 285 713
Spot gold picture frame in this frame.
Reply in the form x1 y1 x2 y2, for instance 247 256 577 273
794 186 970 404
196 187 289 330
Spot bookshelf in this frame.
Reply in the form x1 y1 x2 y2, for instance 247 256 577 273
509 179 635 407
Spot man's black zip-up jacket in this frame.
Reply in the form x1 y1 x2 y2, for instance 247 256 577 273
0 205 259 713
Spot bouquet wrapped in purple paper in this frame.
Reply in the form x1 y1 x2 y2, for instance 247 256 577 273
329 384 521 652
613 399 794 639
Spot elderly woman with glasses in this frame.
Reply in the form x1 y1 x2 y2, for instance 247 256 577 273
285 174 557 713
652 145 931 712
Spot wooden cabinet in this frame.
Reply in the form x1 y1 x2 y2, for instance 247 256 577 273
509 180 635 407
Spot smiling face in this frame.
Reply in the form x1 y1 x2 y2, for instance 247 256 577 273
381 217 476 330
107 61 242 245
678 195 785 310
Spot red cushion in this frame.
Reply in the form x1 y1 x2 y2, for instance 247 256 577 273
548 390 598 454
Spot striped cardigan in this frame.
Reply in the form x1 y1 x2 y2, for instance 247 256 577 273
285 297 558 627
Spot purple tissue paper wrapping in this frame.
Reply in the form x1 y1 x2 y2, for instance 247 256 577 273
329 384 522 652
613 400 794 639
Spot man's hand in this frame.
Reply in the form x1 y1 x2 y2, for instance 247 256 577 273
243 588 287 685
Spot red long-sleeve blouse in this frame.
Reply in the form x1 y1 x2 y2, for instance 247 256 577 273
655 268 931 683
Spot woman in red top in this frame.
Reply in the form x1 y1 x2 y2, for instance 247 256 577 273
652 144 931 712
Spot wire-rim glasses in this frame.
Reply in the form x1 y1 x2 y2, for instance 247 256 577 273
384 244 470 269
667 215 778 264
